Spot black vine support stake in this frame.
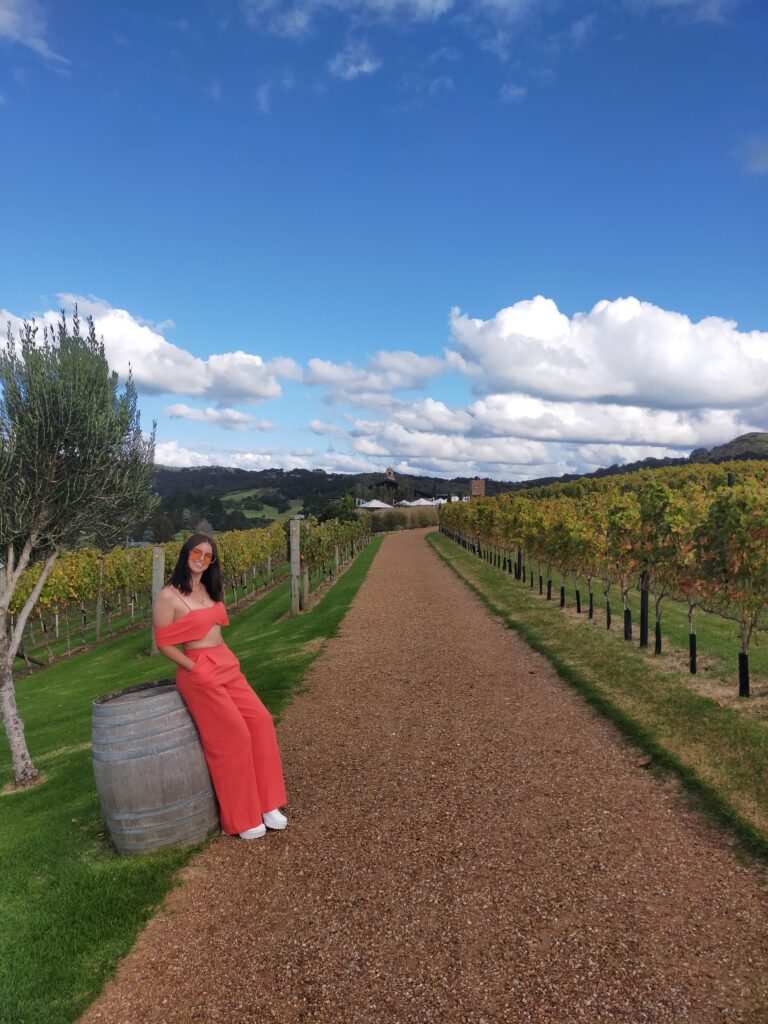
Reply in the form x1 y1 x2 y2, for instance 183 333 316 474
530 572 534 589
546 580 552 601
560 586 565 608
522 566 526 583
689 633 697 674
639 572 649 648
606 602 612 629
624 609 632 641
655 621 662 655
588 592 594 619
539 576 543 595
576 590 581 614
739 652 750 698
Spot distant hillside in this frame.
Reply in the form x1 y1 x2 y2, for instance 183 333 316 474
699 432 768 462
141 466 515 540
145 431 768 539
512 432 768 492
152 465 515 504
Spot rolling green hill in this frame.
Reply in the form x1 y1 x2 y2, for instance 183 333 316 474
142 432 768 541
706 432 768 461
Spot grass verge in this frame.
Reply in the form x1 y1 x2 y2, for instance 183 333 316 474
0 537 382 1024
428 531 768 862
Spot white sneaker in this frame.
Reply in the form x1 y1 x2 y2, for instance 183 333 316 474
239 824 267 839
263 808 288 830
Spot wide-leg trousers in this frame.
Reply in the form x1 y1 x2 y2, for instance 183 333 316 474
175 643 287 835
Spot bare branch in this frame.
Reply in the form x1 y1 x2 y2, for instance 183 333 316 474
0 534 37 614
8 550 60 662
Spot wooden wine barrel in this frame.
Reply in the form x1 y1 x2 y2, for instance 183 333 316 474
92 680 219 856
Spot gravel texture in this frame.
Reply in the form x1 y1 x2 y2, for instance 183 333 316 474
80 529 768 1024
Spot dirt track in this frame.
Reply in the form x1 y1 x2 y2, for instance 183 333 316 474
80 529 768 1023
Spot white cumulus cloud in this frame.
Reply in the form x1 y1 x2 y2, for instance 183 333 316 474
449 295 768 410
349 418 550 466
165 404 275 431
328 39 382 80
500 82 527 103
0 0 67 62
155 440 312 470
309 419 346 435
306 349 446 407
2 295 301 404
463 395 755 446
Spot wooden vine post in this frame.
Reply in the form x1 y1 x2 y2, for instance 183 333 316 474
95 559 105 642
150 546 165 656
290 518 301 617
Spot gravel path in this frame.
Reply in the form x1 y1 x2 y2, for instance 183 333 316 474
80 529 768 1024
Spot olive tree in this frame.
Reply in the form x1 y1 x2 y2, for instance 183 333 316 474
0 310 158 786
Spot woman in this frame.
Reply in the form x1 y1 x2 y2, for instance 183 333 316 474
153 533 287 840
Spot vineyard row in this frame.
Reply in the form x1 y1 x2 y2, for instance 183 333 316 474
439 460 768 697
8 517 371 666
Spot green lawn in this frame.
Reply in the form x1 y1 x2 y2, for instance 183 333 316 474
0 536 381 1024
527 564 768 700
430 532 768 859
15 563 288 670
221 490 303 522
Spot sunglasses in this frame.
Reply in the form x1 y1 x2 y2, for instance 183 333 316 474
189 547 216 566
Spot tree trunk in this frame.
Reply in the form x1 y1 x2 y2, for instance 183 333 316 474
0 650 39 785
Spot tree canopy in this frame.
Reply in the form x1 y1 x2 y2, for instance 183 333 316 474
0 308 158 786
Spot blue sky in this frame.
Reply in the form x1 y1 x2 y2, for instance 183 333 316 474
1 0 766 481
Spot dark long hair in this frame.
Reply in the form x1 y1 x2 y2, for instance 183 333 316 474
170 533 224 601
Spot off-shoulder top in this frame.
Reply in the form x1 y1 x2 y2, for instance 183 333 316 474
153 602 229 647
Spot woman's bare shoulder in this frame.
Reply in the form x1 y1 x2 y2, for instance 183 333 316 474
156 586 185 609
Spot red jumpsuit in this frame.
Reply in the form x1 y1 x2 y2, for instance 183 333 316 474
154 601 287 835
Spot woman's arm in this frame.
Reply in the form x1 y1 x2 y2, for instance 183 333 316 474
153 589 195 671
